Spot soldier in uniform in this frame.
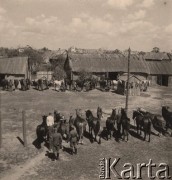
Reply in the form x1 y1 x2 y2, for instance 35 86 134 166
52 127 62 160
46 113 54 151
68 125 78 155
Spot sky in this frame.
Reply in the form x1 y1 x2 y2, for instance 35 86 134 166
0 0 172 51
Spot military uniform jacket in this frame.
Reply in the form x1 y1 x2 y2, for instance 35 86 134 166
69 129 78 143
52 132 62 146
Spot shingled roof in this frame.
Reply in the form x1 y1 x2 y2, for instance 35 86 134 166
67 52 150 74
0 56 28 75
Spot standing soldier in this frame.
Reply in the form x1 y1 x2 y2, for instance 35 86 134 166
68 125 78 155
46 113 54 151
52 127 62 160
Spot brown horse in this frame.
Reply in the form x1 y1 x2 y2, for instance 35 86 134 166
133 110 151 142
162 106 172 129
71 109 87 144
86 110 101 144
97 106 103 120
105 109 117 140
120 108 130 141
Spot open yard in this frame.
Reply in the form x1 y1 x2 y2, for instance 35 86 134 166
0 86 172 180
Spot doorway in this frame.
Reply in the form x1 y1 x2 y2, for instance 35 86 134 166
162 75 169 86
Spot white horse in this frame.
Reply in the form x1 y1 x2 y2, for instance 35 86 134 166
53 80 64 91
112 80 118 86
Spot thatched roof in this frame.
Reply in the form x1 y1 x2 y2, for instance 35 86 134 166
144 52 170 61
146 61 172 75
0 56 28 75
67 52 149 74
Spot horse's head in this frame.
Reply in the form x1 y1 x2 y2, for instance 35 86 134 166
111 108 117 118
121 108 127 116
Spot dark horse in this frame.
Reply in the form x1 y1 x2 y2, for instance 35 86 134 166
133 110 151 142
35 115 48 148
120 108 130 141
105 109 117 140
97 106 103 120
138 108 166 135
162 106 172 129
86 110 101 144
20 79 27 91
14 79 19 89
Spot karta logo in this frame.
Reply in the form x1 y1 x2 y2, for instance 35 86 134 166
99 158 171 179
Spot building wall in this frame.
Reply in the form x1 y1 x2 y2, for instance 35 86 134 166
36 71 53 80
168 76 172 87
5 74 25 80
149 75 157 86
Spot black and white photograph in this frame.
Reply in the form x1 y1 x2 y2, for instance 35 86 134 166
0 0 172 179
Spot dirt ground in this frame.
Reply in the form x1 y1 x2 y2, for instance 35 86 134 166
0 86 172 180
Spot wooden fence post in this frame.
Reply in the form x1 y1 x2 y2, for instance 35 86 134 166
22 110 27 147
0 92 2 148
0 104 2 148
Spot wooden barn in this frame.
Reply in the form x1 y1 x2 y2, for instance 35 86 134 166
0 56 30 81
144 52 172 86
64 51 149 81
35 63 53 80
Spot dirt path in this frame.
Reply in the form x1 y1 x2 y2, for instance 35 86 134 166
1 149 46 180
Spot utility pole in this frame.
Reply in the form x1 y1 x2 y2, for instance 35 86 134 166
125 47 131 115
0 94 2 148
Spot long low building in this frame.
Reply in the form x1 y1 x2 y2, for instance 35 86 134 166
64 52 149 81
0 56 30 81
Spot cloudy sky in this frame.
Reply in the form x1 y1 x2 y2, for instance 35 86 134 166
0 0 172 51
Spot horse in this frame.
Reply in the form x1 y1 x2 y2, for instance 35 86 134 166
54 110 62 123
133 110 151 142
36 115 48 144
138 108 166 135
97 106 103 120
37 79 43 91
26 79 31 90
105 109 117 140
120 108 130 141
73 109 87 144
1 79 8 90
20 79 27 91
86 110 101 144
54 80 64 91
162 106 172 129
8 79 13 91
14 79 19 89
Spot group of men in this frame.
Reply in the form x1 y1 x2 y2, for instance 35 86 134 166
46 112 78 160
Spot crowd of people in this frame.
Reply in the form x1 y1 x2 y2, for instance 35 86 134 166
44 112 79 161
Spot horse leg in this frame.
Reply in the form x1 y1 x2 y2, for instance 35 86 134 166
144 131 146 141
99 135 101 144
148 132 150 142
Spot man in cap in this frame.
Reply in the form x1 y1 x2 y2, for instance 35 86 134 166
68 125 78 155
52 127 62 160
46 112 54 151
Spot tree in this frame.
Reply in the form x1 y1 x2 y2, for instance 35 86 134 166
53 66 67 80
20 48 44 74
